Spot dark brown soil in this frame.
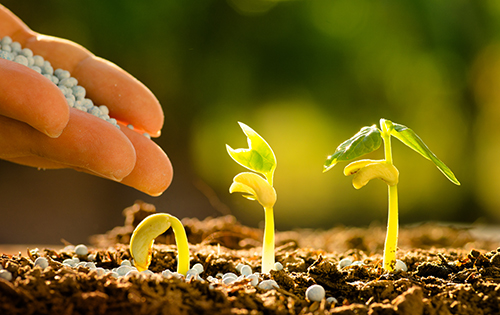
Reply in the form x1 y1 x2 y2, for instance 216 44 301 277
1 201 500 315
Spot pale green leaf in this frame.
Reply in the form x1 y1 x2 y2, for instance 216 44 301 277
226 122 276 183
391 122 460 185
324 125 382 172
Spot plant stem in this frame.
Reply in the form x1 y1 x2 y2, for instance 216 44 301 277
170 215 190 276
262 207 275 274
381 120 399 272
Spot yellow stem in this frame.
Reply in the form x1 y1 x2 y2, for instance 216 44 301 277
261 207 275 274
381 119 398 272
383 184 399 271
170 216 190 276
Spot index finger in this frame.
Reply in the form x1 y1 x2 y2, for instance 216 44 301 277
0 5 164 137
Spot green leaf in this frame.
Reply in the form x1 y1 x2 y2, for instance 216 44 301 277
226 122 276 184
324 125 382 172
391 122 460 185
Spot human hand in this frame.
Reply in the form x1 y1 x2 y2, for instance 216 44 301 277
0 5 172 196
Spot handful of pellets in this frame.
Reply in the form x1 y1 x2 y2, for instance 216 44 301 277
0 36 119 128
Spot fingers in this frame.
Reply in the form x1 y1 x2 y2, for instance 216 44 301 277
0 59 70 138
0 109 136 181
1 4 164 137
0 111 173 196
23 37 164 138
119 124 173 196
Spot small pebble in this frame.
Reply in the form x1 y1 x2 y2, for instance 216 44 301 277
258 279 279 290
338 258 353 269
326 297 338 305
394 259 407 272
0 270 13 281
62 258 77 267
34 257 49 269
222 272 237 280
240 265 252 276
306 284 325 302
223 278 237 285
120 260 132 266
141 270 154 276
192 263 204 274
116 265 133 276
171 272 184 280
95 267 106 276
162 269 173 278
126 270 140 277
246 274 259 286
85 262 97 270
235 263 244 272
274 262 283 271
13 55 28 66
74 244 88 256
351 261 364 266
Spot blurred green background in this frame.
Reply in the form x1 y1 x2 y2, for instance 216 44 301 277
1 0 498 244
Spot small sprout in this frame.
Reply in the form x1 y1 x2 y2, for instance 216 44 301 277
306 284 326 302
227 122 277 274
129 213 190 276
324 118 460 272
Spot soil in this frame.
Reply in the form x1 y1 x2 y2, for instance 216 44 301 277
1 200 500 315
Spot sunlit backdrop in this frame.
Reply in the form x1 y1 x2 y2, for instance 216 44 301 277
1 0 497 244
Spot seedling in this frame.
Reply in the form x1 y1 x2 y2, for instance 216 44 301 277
324 118 460 272
226 122 277 274
129 213 190 276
